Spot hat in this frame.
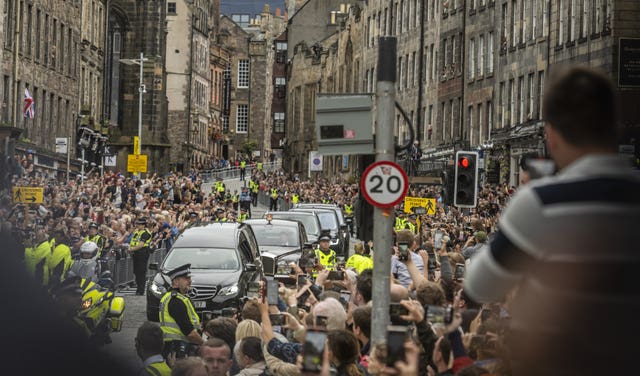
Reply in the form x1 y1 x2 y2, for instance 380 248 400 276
88 222 99 229
136 217 147 225
408 214 417 219
319 234 331 242
216 208 225 214
162 222 171 229
473 231 487 243
189 211 198 217
166 263 191 280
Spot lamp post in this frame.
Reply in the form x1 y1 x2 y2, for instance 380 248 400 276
120 52 149 159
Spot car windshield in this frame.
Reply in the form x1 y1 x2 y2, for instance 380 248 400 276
271 214 319 236
252 225 300 247
316 212 338 230
163 248 239 270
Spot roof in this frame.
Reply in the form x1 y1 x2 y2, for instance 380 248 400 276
244 218 301 228
220 0 286 17
172 222 241 249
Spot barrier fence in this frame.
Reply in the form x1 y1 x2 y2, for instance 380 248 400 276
201 162 282 182
102 248 169 289
257 190 292 213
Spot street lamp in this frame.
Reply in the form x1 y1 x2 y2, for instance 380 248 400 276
119 53 149 158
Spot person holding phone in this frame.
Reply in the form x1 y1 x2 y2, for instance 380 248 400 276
391 230 425 288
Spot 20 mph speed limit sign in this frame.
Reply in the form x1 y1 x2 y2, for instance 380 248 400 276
361 161 409 208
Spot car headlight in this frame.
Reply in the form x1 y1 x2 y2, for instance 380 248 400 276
218 283 238 296
276 260 293 275
81 297 92 310
150 282 167 298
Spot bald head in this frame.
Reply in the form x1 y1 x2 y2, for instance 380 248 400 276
390 283 409 302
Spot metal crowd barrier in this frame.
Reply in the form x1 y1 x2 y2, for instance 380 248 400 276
200 162 282 182
257 191 291 212
102 248 169 289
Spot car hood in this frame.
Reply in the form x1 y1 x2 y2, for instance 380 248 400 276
160 268 242 287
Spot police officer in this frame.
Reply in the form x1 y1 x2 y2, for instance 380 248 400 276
343 201 354 236
214 208 227 222
239 159 247 181
231 190 239 211
24 227 51 286
291 191 300 205
130 217 153 295
240 186 252 217
159 263 203 357
48 228 74 285
269 187 279 211
406 214 417 233
85 222 106 258
315 233 337 274
135 322 172 376
250 178 260 207
238 207 249 223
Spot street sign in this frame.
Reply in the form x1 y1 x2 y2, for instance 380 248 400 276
360 161 408 208
13 187 44 204
55 138 68 154
133 136 140 155
403 196 437 215
104 155 117 167
127 154 147 173
103 146 113 156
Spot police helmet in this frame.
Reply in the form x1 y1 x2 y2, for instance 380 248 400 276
80 241 99 258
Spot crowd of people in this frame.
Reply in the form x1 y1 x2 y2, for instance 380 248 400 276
1 67 637 376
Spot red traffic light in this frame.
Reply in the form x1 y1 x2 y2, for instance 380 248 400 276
459 157 470 169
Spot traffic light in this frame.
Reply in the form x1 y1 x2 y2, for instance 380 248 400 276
454 151 479 208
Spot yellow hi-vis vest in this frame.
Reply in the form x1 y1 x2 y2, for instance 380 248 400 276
48 243 73 285
292 194 299 204
344 204 353 216
159 291 201 343
345 254 374 274
240 161 246 169
25 240 51 286
406 222 416 233
130 229 152 248
315 248 337 271
145 361 172 376
257 162 263 170
270 188 278 199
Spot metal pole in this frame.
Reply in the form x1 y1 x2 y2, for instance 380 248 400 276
11 0 22 129
371 37 397 346
66 137 70 184
81 148 85 185
138 51 143 153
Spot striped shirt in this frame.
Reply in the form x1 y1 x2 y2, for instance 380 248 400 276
464 155 640 370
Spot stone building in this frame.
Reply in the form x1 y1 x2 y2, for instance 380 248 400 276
270 30 288 159
104 0 170 173
79 0 106 126
209 13 231 161
1 0 82 174
218 6 285 162
165 0 214 171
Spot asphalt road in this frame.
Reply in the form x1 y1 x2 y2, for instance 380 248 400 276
104 178 358 366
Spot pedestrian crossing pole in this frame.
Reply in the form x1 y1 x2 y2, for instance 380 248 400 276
371 36 397 346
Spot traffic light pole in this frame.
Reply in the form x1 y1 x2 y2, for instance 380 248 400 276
371 37 397 346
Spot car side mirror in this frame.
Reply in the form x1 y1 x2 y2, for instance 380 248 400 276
149 263 158 271
245 263 257 272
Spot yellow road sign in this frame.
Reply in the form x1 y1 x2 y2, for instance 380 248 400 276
133 136 140 155
127 154 148 173
404 196 437 215
13 187 44 204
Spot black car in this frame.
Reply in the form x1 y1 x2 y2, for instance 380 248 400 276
264 211 322 245
243 218 313 284
292 203 350 252
146 222 263 322
290 207 347 256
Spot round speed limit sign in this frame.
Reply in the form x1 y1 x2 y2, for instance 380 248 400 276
360 161 409 208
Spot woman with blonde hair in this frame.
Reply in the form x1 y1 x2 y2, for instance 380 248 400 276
235 319 262 343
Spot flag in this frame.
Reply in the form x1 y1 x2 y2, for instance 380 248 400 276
24 88 35 119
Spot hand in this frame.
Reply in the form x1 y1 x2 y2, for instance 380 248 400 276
399 299 424 323
283 312 303 331
166 352 177 368
418 249 429 262
444 311 462 334
315 269 330 287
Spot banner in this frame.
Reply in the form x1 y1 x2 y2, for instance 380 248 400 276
55 138 68 154
309 151 323 172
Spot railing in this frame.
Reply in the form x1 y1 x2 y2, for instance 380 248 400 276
102 248 169 289
257 190 292 212
200 162 282 182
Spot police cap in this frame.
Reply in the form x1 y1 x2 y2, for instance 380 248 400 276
88 222 99 229
319 234 331 242
136 217 147 225
166 263 191 280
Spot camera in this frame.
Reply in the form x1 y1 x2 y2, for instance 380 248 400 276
171 341 200 359
426 305 453 325
386 326 408 367
269 313 287 326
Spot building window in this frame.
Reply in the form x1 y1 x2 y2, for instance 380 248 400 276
408 53 414 87
469 38 475 79
501 3 508 50
487 100 493 138
498 81 504 128
528 73 534 120
274 112 285 133
520 0 526 44
580 0 588 38
478 104 484 144
166 2 177 15
237 60 249 88
223 116 229 132
276 42 287 51
398 56 403 90
518 76 524 123
532 0 537 39
468 105 474 144
440 102 445 141
275 77 286 86
569 0 576 41
511 0 517 47
538 70 545 119
508 79 515 126
558 0 565 45
236 104 248 133
543 0 549 36
478 34 484 77
487 32 494 73
231 14 250 28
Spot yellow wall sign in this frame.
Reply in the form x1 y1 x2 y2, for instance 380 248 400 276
133 136 140 155
127 154 148 173
13 187 44 204
403 196 437 215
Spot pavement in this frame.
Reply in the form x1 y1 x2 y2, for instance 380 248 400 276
105 176 358 367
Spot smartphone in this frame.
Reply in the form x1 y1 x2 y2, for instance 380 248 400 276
327 270 344 280
247 281 261 299
297 274 307 288
266 279 279 305
389 303 409 317
172 341 188 359
454 263 465 280
426 305 453 325
434 230 443 249
269 313 287 326
340 290 351 305
470 334 486 349
302 329 327 372
397 243 409 261
427 250 437 271
315 315 328 328
386 325 408 367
